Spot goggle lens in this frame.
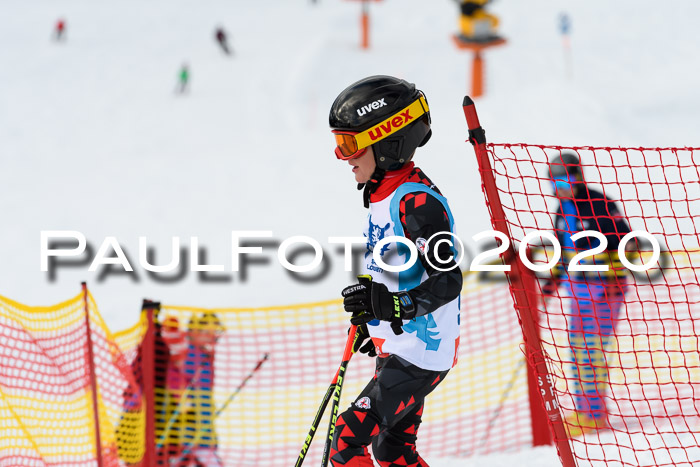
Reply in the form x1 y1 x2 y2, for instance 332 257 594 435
334 132 359 157
551 175 577 191
333 131 367 160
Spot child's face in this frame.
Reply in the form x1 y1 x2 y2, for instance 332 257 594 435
190 326 220 349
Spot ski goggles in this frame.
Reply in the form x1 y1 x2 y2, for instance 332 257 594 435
333 95 430 160
551 174 577 192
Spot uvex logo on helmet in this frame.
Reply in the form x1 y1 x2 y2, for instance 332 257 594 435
356 98 387 116
368 108 414 141
347 96 429 154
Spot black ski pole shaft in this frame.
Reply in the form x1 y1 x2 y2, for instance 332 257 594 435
216 353 269 417
296 325 358 467
320 325 358 467
156 366 203 450
295 381 335 467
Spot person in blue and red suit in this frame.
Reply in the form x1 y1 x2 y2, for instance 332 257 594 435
543 151 631 437
168 312 225 467
328 75 462 467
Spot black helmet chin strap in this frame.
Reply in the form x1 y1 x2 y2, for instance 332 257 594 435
357 167 386 208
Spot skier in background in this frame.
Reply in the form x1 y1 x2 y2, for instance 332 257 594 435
328 75 462 466
54 18 66 41
455 0 501 43
214 27 232 55
543 151 631 437
168 312 225 467
176 64 190 94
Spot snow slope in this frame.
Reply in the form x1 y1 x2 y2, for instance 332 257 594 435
1 0 699 465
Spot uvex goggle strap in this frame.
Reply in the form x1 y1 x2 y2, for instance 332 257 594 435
333 95 430 160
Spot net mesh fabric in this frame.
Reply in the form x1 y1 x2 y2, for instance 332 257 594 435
0 275 534 466
481 144 700 466
0 291 137 466
141 274 531 466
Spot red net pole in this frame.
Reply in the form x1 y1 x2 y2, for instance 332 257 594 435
82 282 104 467
462 97 575 467
142 300 157 467
520 269 553 447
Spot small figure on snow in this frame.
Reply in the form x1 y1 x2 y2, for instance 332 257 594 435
176 63 189 94
54 18 66 42
455 0 501 43
214 27 232 56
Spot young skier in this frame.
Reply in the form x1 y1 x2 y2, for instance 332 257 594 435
168 312 225 466
543 152 631 436
328 75 463 466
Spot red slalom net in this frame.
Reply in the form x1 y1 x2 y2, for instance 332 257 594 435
474 142 700 466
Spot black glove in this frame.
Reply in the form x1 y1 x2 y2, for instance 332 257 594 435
341 275 415 336
351 323 377 357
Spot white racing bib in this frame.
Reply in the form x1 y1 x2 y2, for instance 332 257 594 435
362 183 460 371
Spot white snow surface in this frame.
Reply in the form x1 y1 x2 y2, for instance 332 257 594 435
1 0 699 465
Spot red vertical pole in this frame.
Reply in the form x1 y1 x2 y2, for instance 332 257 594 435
361 0 369 49
462 98 576 467
142 300 157 467
82 282 104 467
472 51 484 98
520 268 553 446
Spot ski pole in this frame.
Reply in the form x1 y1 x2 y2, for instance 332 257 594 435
460 358 526 456
320 324 358 467
173 353 270 464
215 353 269 417
156 367 203 450
296 325 358 467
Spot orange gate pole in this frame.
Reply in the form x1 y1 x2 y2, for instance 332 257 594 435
452 36 506 98
471 51 484 98
361 0 369 49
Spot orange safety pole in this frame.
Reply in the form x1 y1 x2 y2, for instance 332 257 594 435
462 97 576 467
471 51 484 98
361 0 369 49
82 282 104 467
453 36 506 98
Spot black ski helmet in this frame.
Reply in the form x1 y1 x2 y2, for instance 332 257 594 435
329 75 431 171
548 151 582 179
